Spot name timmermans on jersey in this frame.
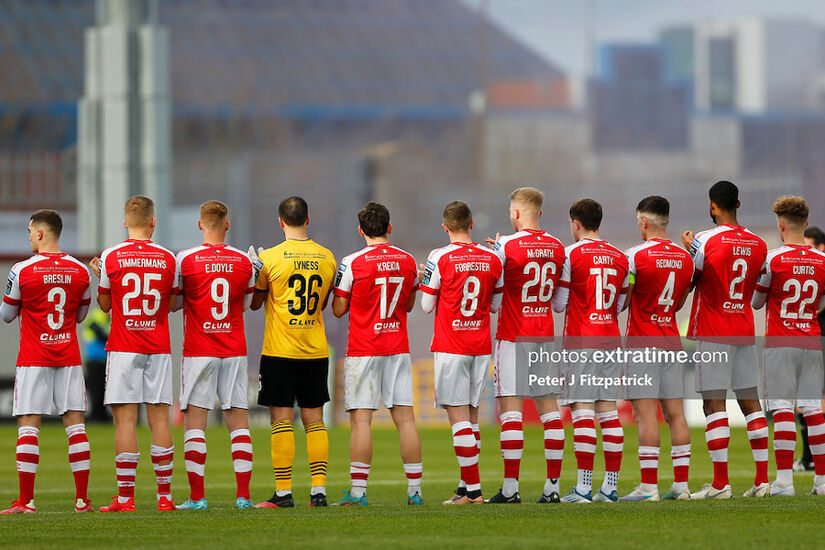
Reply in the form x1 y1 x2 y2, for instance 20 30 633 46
117 258 168 269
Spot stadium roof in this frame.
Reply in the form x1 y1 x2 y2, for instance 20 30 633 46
0 0 565 119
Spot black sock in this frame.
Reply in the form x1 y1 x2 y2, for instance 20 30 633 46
467 489 482 500
456 486 467 497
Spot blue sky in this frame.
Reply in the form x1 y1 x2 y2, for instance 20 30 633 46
462 0 824 76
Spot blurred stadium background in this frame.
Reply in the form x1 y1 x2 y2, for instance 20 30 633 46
0 0 823 426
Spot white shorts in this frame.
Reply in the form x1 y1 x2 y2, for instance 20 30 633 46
433 352 490 408
694 341 759 394
764 347 824 410
344 354 414 411
104 351 173 405
561 348 624 405
13 365 86 416
624 353 685 401
493 339 561 398
180 356 249 411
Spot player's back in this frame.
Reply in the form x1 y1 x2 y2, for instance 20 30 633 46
257 238 336 360
422 242 503 355
99 239 177 354
335 244 418 357
6 253 90 366
561 238 629 348
758 244 825 348
687 224 767 342
493 229 565 341
625 239 693 348
177 243 255 358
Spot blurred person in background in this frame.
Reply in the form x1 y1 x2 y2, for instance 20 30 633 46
81 307 111 422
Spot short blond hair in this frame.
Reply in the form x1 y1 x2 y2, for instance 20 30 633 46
200 200 228 230
510 187 544 215
773 195 809 229
124 195 154 229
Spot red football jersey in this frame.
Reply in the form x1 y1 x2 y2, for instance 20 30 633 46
177 244 255 358
625 239 694 350
687 224 767 343
557 239 629 349
421 242 503 355
98 239 178 354
3 253 91 366
334 243 419 357
755 244 825 349
492 229 565 341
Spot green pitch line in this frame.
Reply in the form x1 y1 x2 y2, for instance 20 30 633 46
0 424 820 549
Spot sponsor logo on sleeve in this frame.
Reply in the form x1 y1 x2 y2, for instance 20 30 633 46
335 264 346 287
689 238 701 258
5 271 15 295
421 260 435 286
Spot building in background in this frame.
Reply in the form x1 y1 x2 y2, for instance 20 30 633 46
589 44 689 151
694 17 825 114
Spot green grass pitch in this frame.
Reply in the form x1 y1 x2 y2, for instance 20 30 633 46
0 423 821 549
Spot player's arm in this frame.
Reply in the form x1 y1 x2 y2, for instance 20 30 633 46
624 281 635 309
92 254 112 313
1 264 21 322
751 263 771 310
406 288 417 312
76 280 92 322
676 287 691 312
551 256 571 313
617 274 630 313
490 257 504 313
623 251 636 310
250 254 270 311
419 256 440 314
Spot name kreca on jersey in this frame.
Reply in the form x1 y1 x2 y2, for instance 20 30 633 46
335 244 418 357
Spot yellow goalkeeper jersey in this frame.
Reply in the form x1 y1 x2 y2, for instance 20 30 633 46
256 238 336 359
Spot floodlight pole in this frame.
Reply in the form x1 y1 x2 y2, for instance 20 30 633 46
78 0 171 252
